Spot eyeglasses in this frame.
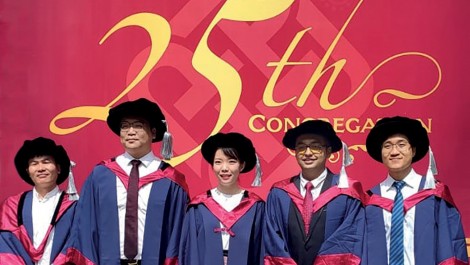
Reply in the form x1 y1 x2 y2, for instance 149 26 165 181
295 144 327 155
382 141 411 153
120 121 146 132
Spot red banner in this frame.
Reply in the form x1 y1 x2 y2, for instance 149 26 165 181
1 0 469 241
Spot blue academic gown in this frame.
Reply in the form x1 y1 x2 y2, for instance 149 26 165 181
264 171 366 265
66 159 189 265
364 176 469 265
179 190 265 265
0 191 76 264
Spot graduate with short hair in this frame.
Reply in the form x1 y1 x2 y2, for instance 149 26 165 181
263 120 366 265
263 120 365 265
0 137 77 265
66 98 189 265
179 132 264 265
364 116 468 265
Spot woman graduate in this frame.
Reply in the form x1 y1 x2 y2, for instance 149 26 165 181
179 132 265 265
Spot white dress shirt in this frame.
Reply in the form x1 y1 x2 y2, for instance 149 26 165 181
211 188 244 251
32 186 61 265
115 151 161 260
380 169 421 265
299 169 328 200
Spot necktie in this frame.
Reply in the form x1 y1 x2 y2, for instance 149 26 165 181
303 182 314 235
389 181 406 265
124 159 141 260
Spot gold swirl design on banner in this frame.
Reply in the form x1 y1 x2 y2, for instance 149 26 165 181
321 51 442 109
264 0 441 110
50 13 171 134
372 52 441 108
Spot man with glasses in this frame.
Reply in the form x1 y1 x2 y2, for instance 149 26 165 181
364 116 468 265
67 98 189 265
264 120 366 265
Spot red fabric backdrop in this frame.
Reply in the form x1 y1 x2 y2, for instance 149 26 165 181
1 0 469 245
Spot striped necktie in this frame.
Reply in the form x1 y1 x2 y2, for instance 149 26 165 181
389 180 406 265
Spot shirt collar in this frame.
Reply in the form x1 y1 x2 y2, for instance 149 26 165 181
300 168 328 188
33 185 60 202
384 168 420 191
123 151 159 168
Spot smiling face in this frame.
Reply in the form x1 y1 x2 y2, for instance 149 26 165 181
119 117 156 158
294 134 332 179
212 148 245 191
27 155 59 191
381 134 416 180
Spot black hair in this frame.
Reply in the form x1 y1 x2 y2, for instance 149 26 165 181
213 147 242 163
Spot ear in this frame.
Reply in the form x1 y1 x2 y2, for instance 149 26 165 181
26 167 34 180
240 162 245 172
412 147 416 157
152 128 157 139
326 146 333 156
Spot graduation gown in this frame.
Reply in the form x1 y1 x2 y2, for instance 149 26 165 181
0 190 76 264
364 176 469 265
66 159 189 265
179 190 265 265
264 171 366 265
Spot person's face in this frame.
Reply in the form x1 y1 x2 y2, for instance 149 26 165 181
119 117 156 158
381 134 416 176
294 134 331 171
27 155 59 189
212 149 244 188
